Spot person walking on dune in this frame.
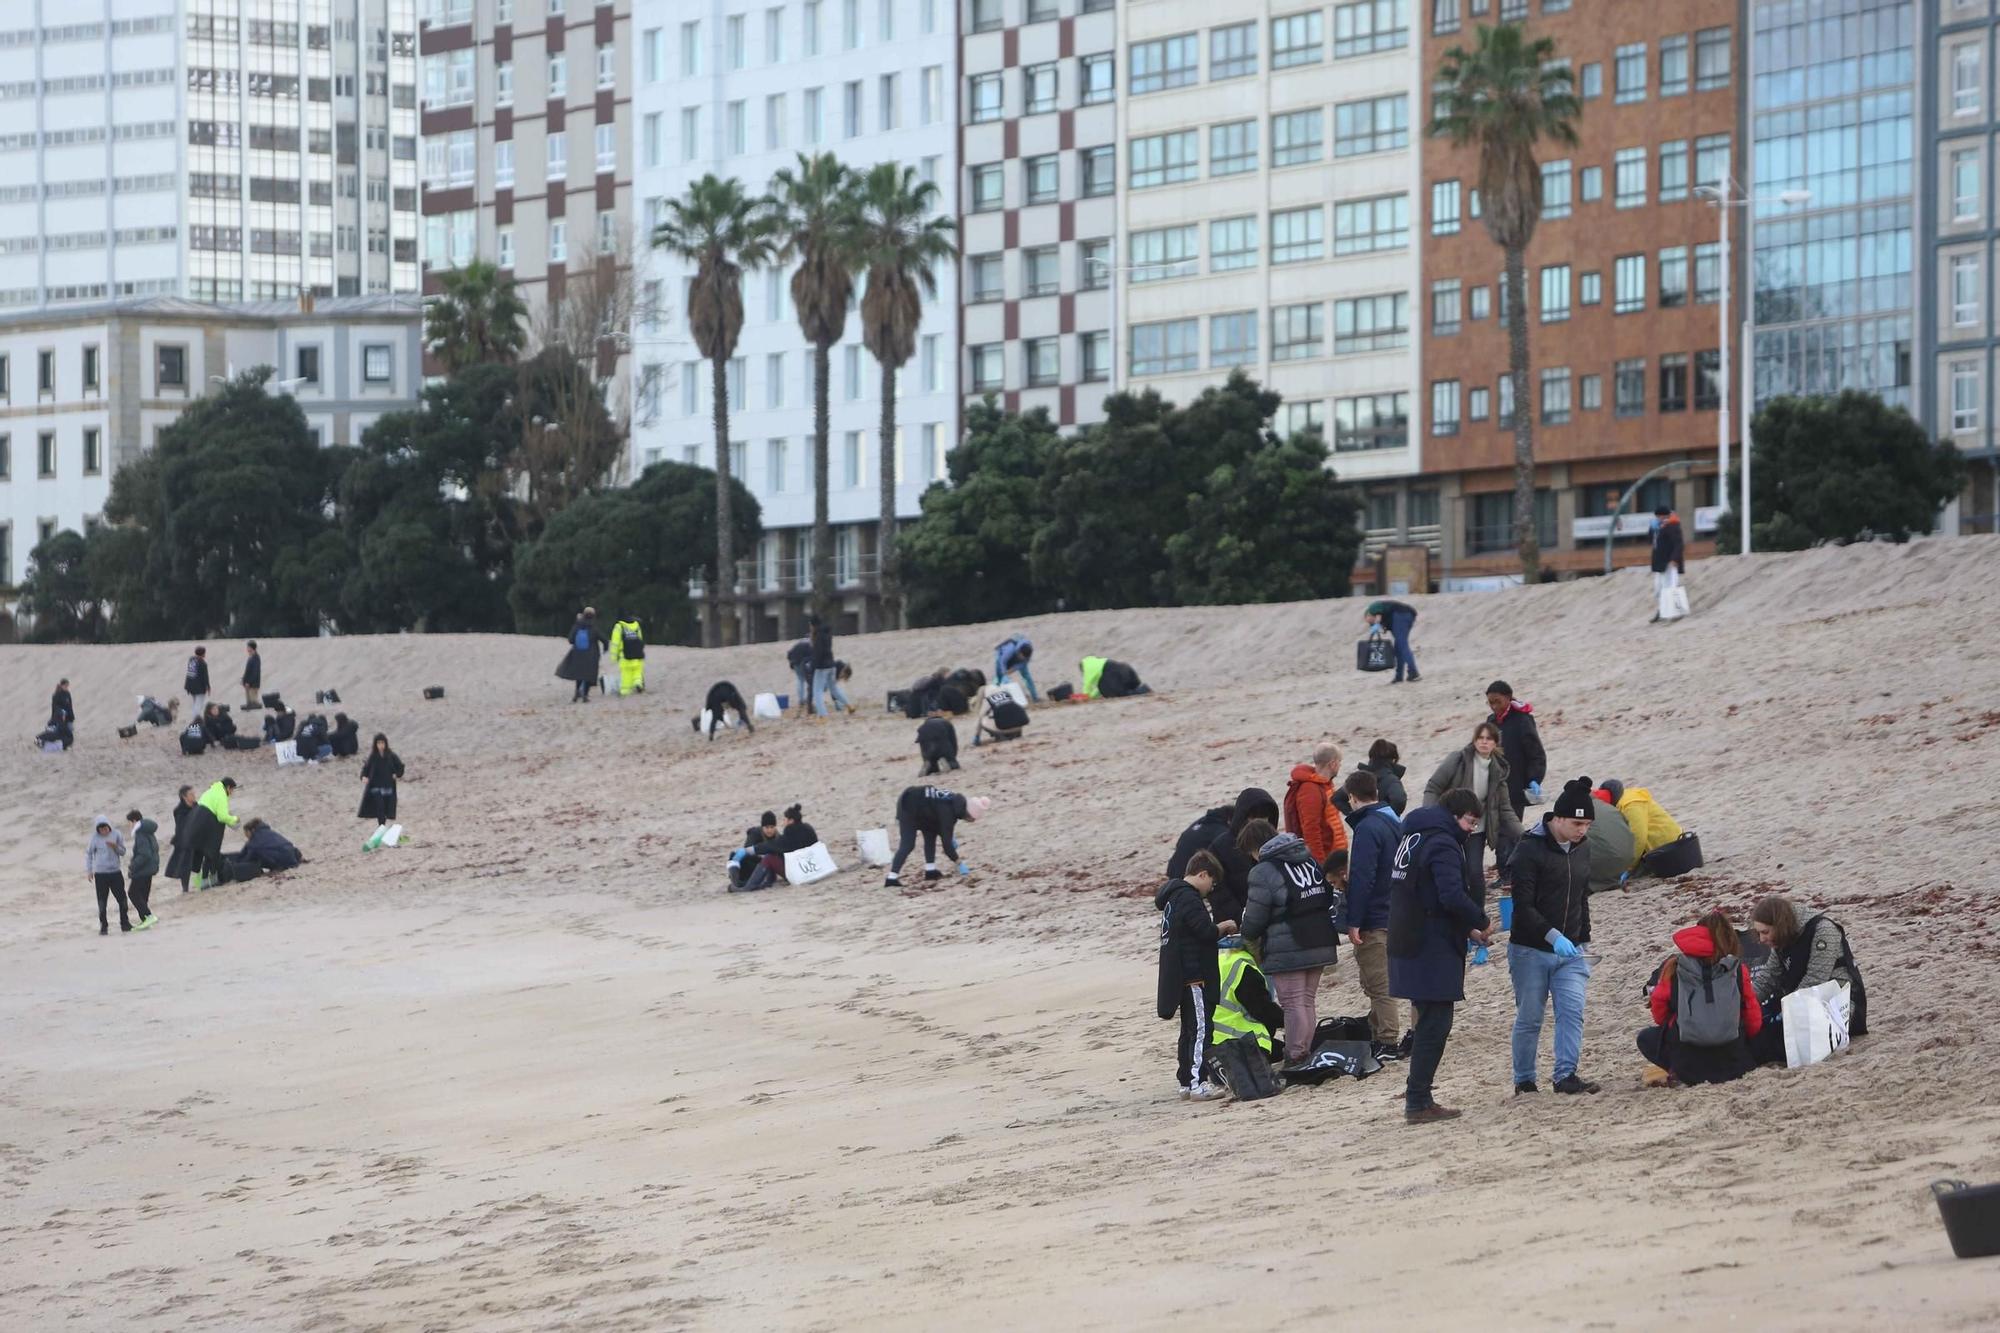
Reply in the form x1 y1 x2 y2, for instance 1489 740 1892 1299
1484 681 1547 820
126 809 160 930
1365 598 1420 683
1650 506 1687 623
555 609 603 702
184 645 211 718
359 735 405 827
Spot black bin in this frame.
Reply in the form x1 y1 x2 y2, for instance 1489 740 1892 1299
1640 832 1704 877
1933 1180 2000 1259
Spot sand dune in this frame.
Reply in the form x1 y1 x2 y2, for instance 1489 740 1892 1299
3 537 1999 1330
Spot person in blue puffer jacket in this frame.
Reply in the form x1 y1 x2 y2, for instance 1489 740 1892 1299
993 634 1039 703
1388 792 1492 1124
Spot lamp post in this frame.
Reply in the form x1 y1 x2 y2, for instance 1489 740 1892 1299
1693 181 1810 555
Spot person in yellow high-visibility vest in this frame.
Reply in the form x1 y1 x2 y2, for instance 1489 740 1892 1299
1213 939 1284 1055
608 617 646 696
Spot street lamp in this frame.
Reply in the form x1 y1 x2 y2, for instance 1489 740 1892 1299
1085 251 1196 395
1694 180 1811 555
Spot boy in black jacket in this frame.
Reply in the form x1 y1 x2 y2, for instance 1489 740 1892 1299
1156 850 1237 1101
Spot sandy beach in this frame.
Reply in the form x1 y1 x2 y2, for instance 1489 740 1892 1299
4 537 2000 1330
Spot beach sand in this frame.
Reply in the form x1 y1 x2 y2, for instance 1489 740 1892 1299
3 537 1999 1330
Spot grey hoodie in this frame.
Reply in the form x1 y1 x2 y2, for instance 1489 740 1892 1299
85 818 125 875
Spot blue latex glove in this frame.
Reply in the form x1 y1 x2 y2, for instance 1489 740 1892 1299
1549 932 1581 958
958 861 971 877
1526 781 1543 803
1471 942 1490 966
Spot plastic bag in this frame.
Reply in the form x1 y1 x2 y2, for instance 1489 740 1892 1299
784 841 838 885
1782 980 1851 1068
855 828 892 866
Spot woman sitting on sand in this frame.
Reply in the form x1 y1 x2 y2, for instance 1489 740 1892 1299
1747 896 1869 1064
1637 911 1762 1086
733 804 820 893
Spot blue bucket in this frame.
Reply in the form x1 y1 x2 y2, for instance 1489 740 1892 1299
1498 896 1515 932
776 694 790 711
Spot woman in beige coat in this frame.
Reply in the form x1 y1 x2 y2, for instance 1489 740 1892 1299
1423 721 1524 898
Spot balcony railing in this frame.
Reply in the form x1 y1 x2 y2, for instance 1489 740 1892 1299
687 552 881 598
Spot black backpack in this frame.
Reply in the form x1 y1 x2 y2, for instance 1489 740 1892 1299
621 626 644 660
1211 1038 1282 1101
990 698 1029 732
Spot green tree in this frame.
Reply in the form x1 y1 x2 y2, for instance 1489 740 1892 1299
897 398 1060 627
1431 23 1580 582
770 152 865 619
1716 391 1965 552
16 529 105 642
652 174 779 646
425 260 529 372
1164 429 1363 605
856 162 957 628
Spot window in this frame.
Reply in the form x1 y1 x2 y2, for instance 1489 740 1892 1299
1130 225 1198 282
970 344 1003 391
1273 109 1324 166
1693 243 1721 304
37 350 53 394
1579 166 1602 203
970 0 1001 33
1614 254 1645 313
1541 159 1570 219
1695 27 1730 91
1659 34 1688 97
1212 23 1257 80
1469 285 1491 320
1024 63 1057 115
1334 95 1406 157
1130 319 1199 375
1028 0 1058 19
1335 0 1408 57
1694 134 1730 192
843 80 861 136
1129 131 1198 189
1468 491 1554 553
1953 149 1981 222
82 427 100 474
296 346 321 385
1024 246 1060 296
1080 238 1112 289
1334 393 1408 453
918 67 942 125
767 94 787 150
38 431 55 477
643 112 662 167
921 335 941 393
1433 0 1461 35
1210 312 1258 367
682 106 702 158
1082 331 1110 382
1540 264 1570 322
680 19 701 75
1062 145 1111 200
1431 278 1462 335
842 0 860 48
1614 42 1646 103
1955 44 1981 116
1280 401 1324 439
597 45 615 90
357 344 390 385
1659 354 1689 413
1432 380 1460 436
1082 53 1114 104
767 8 784 62
1130 34 1199 95
1272 206 1324 263
969 73 1002 123
879 73 900 130
1334 293 1409 354
1025 338 1060 387
1580 374 1602 412
1614 358 1646 417
498 227 515 268
840 433 861 491
1272 11 1324 67
843 345 863 401
156 344 187 390
1013 154 1054 205
0 355 7 400
1954 254 1981 327
549 218 567 262
1272 303 1324 361
1614 147 1645 208
1211 120 1258 176
1695 350 1721 411
1333 194 1407 254
597 122 617 171
1432 179 1460 235
1498 376 1515 428
1468 386 1489 420
970 164 1003 211
547 131 567 179
548 53 567 98
1580 62 1602 99
1210 216 1258 271
1580 270 1601 306
1659 246 1689 308
803 90 821 145
1540 368 1571 425
0 436 6 479
970 254 1002 302
1659 140 1689 203
496 61 513 105
1952 361 1980 431
766 354 786 408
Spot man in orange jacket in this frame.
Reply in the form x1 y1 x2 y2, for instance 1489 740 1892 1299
1283 741 1350 871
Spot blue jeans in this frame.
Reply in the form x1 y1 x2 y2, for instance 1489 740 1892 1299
1389 609 1418 680
1508 944 1591 1084
994 653 1039 702
793 670 813 712
813 667 850 715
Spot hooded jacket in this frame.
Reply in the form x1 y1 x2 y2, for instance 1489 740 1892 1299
1616 787 1683 864
1650 925 1762 1038
1341 802 1402 933
810 622 835 671
128 818 161 878
197 781 239 828
996 636 1033 673
1485 701 1546 810
1242 832 1340 973
609 619 644 663
916 716 958 762
1282 764 1349 866
1166 805 1233 880
1422 745 1521 853
1751 914 1868 1036
85 819 125 874
1203 787 1279 928
787 639 814 674
1385 806 1489 1004
1079 656 1107 699
1155 878 1221 1016
185 654 210 695
1508 820 1592 951
237 824 301 872
1651 515 1686 574
1583 796 1636 891
1360 759 1409 815
329 716 360 757
754 819 820 857
897 785 972 859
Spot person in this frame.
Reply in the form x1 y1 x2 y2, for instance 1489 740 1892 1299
1748 895 1868 1062
126 809 160 930
808 614 853 717
1422 722 1521 902
1388 790 1492 1124
1602 779 1684 870
358 734 405 826
555 609 603 702
231 817 302 874
884 785 990 887
994 635 1040 703
1341 770 1406 1062
329 712 360 758
609 614 646 696
41 678 76 749
1345 738 1409 816
1507 777 1600 1096
186 777 240 890
1166 803 1234 881
1484 681 1547 817
242 641 262 708
786 638 815 718
972 688 1030 747
729 812 779 889
1212 931 1286 1065
164 785 199 892
917 712 959 775
86 815 131 935
184 645 210 717
1283 741 1350 872
179 711 210 756
261 706 296 745
1239 820 1340 1068
1638 911 1762 1086
692 681 756 739
1650 505 1686 622
1156 850 1234 1102
1080 656 1149 699
1365 598 1420 683
1200 788 1278 931
293 711 329 759
736 803 819 892
199 703 237 748
1584 784 1637 892
137 695 178 728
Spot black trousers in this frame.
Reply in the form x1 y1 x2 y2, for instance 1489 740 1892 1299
129 874 153 920
1176 983 1215 1087
1405 1001 1456 1111
1638 1025 1755 1085
919 752 959 775
94 873 131 930
889 819 953 874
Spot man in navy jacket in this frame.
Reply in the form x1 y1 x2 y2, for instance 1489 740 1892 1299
1340 770 1405 1059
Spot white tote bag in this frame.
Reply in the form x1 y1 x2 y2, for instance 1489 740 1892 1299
1781 980 1851 1068
784 841 838 885
855 827 892 866
1658 584 1691 621
752 691 783 719
274 739 302 766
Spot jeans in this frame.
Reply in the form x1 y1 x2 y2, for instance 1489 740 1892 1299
794 670 814 712
1388 609 1418 680
743 855 781 891
1405 1001 1456 1111
1509 943 1591 1084
1176 983 1213 1087
1351 930 1403 1045
994 653 1040 702
813 667 850 715
1271 966 1326 1063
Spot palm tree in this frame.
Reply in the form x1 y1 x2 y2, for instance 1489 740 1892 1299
1431 23 1580 581
856 163 957 630
653 174 778 647
770 152 865 620
425 260 529 373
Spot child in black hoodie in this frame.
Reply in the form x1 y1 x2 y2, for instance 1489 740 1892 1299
1156 850 1236 1100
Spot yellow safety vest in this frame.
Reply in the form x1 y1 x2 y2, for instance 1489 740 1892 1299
1212 948 1275 1053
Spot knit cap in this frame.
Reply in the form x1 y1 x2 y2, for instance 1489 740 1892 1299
1551 777 1596 822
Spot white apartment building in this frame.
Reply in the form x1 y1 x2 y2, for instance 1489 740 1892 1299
631 0 960 638
0 1 423 313
1112 0 1420 483
0 294 422 592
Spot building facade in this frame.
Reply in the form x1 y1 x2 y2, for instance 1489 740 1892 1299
1418 0 1743 581
0 294 423 594
0 1 423 313
630 0 960 640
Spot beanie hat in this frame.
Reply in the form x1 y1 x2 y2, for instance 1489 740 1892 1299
1552 777 1595 822
1487 680 1513 697
1600 779 1625 804
966 795 993 821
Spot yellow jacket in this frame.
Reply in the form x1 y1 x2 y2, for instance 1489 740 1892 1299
609 619 643 664
1617 788 1682 865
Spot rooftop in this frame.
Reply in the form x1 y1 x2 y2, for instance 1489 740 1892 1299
0 294 423 329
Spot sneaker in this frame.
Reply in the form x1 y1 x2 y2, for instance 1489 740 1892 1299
100 924 108 936
1514 1080 1538 1095
1404 1104 1462 1125
1407 673 1422 682
1397 1031 1414 1060
135 917 155 931
1553 1075 1601 1095
120 924 133 932
1187 1081 1226 1102
1177 1083 1193 1101
922 868 943 882
1370 1041 1403 1063
883 874 901 887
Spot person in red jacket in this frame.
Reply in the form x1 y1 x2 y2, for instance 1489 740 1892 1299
1637 911 1762 1086
1282 741 1349 871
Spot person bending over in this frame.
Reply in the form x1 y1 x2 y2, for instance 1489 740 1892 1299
917 713 960 775
692 682 756 739
885 785 990 887
230 817 303 875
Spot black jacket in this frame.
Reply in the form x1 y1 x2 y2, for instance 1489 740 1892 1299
329 718 360 757
1487 704 1546 810
810 623 835 670
51 689 74 724
787 639 813 673
185 656 210 695
1508 821 1592 951
898 784 970 844
1203 787 1279 930
243 652 261 687
704 681 750 716
361 749 404 792
1651 517 1686 574
755 820 819 856
1335 759 1409 818
916 717 958 761
1166 805 1233 880
1155 878 1220 1017
236 825 301 872
201 710 237 744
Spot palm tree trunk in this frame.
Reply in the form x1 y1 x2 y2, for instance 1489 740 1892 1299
1505 245 1539 582
877 356 899 630
812 340 833 620
712 353 737 648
